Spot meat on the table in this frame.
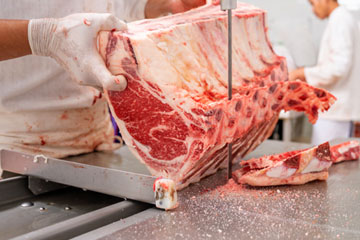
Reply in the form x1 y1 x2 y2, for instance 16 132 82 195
234 140 360 187
331 141 360 163
233 142 333 187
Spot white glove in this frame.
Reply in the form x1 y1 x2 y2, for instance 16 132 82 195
28 13 127 91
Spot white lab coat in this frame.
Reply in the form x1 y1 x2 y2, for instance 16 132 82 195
0 0 147 158
304 6 360 145
305 6 360 122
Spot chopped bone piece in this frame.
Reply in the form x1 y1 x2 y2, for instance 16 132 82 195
234 142 332 186
154 178 178 210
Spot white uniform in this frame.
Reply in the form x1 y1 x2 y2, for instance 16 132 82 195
0 0 147 158
304 6 360 144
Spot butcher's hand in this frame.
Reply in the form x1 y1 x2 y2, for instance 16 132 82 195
28 13 127 91
171 0 207 13
145 0 206 18
289 67 306 82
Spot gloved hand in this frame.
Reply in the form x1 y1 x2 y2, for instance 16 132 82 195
28 13 127 91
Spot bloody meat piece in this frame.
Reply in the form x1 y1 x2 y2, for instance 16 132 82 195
233 142 332 186
331 141 360 163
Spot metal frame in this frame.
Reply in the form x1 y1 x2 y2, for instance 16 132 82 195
0 176 152 240
11 201 150 240
0 149 157 204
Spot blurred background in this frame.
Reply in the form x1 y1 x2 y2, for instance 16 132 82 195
240 0 360 143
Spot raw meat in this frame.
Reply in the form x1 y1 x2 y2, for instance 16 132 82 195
98 3 336 189
233 142 332 186
331 141 360 163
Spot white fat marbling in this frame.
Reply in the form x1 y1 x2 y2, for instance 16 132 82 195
337 142 358 154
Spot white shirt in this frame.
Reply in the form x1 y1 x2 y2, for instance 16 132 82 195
305 6 360 121
0 0 147 157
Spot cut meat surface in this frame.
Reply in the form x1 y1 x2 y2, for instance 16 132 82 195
233 171 329 187
233 142 333 186
98 3 336 189
331 141 360 163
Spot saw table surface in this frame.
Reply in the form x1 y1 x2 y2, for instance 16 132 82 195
74 139 360 240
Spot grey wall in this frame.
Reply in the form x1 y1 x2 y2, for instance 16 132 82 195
239 0 359 68
236 0 360 142
240 0 328 68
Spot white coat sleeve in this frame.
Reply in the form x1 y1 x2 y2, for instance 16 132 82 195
116 0 148 22
304 18 354 88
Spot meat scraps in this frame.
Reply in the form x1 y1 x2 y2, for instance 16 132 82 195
331 140 360 163
233 141 360 187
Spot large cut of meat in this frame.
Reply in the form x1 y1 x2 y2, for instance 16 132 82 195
98 3 336 189
233 142 333 186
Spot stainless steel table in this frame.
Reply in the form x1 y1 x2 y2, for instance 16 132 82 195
1 140 359 239
75 140 360 240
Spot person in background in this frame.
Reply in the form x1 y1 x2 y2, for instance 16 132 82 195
0 0 206 168
289 0 360 144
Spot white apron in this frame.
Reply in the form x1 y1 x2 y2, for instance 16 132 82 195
0 0 147 159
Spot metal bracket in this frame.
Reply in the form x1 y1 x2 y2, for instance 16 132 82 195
0 148 166 207
28 177 67 195
0 171 19 179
